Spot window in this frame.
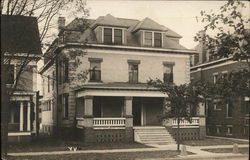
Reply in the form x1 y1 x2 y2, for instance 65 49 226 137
154 32 162 47
144 32 152 46
63 58 69 82
114 29 122 44
216 126 221 134
227 126 232 135
48 75 50 92
226 102 233 118
213 99 221 110
89 58 102 82
52 71 55 90
144 31 162 47
104 28 112 44
244 97 249 115
103 28 123 44
63 94 69 119
213 73 218 84
4 65 15 84
163 62 174 83
128 60 140 83
9 102 20 123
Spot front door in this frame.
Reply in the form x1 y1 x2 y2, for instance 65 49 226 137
132 99 141 126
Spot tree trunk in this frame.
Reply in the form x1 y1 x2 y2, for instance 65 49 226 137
177 118 180 151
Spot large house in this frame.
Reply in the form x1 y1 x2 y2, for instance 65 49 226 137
40 14 205 143
190 33 249 139
1 15 42 142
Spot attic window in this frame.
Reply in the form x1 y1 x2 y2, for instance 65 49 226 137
143 31 163 48
103 27 124 45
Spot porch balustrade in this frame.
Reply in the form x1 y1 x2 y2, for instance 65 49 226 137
93 118 126 128
172 117 199 127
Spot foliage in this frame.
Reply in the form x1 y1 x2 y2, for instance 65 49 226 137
194 0 250 62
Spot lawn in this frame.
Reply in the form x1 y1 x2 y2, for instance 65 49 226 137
8 138 152 153
181 137 249 146
202 147 249 154
7 150 190 160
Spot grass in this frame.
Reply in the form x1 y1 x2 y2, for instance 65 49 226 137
181 137 249 146
202 147 249 154
8 138 152 153
7 151 192 160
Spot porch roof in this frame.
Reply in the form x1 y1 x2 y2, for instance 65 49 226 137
75 82 167 98
75 82 158 91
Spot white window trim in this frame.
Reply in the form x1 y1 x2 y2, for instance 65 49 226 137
226 103 232 118
216 125 221 134
102 27 125 44
213 72 218 84
226 125 233 135
142 30 163 47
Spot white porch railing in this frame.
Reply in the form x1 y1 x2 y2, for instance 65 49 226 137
172 117 199 127
76 118 84 128
93 118 126 128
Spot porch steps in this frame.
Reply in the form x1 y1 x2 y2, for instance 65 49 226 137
134 126 176 145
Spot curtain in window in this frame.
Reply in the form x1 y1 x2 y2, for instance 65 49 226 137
129 64 138 83
89 62 101 81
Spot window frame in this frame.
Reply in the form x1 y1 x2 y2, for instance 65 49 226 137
226 102 233 118
88 58 103 82
142 30 163 47
213 72 218 84
102 27 124 45
127 60 140 83
62 94 69 119
216 125 222 134
163 61 175 84
227 126 233 135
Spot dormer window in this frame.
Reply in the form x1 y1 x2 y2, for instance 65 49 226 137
103 27 124 45
143 31 163 47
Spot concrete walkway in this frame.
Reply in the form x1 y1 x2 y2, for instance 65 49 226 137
8 144 249 159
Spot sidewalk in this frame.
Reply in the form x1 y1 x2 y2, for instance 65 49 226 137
8 144 249 159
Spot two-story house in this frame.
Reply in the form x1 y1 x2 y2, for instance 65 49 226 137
1 15 42 142
40 14 205 144
190 33 249 139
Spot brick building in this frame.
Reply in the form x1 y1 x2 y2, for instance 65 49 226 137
1 15 42 142
40 14 206 143
190 38 249 139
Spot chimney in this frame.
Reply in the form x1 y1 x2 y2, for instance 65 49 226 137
58 17 65 30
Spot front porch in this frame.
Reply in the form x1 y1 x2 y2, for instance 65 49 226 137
74 84 206 142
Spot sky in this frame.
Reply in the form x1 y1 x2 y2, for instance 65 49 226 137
75 0 249 49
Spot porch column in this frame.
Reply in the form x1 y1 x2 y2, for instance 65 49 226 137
124 96 133 142
198 102 206 139
20 102 24 131
163 98 172 127
124 97 133 127
83 96 93 128
124 97 132 116
83 96 94 143
27 102 31 131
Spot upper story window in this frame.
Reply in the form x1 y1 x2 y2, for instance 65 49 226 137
88 58 103 82
59 58 69 84
163 62 175 84
154 32 162 47
4 64 15 84
103 27 123 45
128 60 140 83
226 102 233 118
62 94 69 119
221 71 228 79
143 31 162 47
48 75 50 92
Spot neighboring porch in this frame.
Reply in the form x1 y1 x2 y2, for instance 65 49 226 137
7 92 37 143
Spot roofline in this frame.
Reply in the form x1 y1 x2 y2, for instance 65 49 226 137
66 43 197 54
190 57 233 71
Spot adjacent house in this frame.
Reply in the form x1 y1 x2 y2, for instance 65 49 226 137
190 34 249 139
40 14 205 143
1 15 42 142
